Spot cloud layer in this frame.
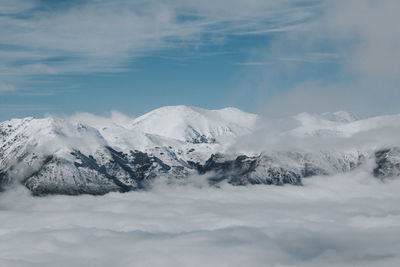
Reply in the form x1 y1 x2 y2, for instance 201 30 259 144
1 171 400 267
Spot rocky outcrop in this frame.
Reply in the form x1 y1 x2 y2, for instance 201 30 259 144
373 148 400 179
189 151 363 186
22 149 175 195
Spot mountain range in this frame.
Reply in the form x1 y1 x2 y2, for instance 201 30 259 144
1 105 399 195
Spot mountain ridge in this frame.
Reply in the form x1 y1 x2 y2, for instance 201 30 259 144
1 106 399 195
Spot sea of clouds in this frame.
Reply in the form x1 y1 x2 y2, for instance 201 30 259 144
1 168 400 267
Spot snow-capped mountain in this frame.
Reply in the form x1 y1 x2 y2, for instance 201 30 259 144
0 106 399 195
129 105 258 143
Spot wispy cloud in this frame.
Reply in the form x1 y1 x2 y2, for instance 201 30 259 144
0 0 318 89
325 0 400 79
277 52 341 63
232 0 400 116
235 62 271 66
0 82 16 92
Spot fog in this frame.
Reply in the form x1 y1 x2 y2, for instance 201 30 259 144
1 169 400 267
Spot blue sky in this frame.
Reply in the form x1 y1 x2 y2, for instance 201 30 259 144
0 0 399 120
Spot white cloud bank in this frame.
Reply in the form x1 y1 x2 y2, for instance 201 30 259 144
1 170 400 267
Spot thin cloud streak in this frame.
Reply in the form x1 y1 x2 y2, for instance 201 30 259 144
235 62 271 66
0 82 16 92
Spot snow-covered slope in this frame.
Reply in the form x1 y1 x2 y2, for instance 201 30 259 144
129 105 258 143
0 106 399 195
290 111 400 138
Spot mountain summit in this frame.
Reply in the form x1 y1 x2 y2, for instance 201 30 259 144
128 105 258 143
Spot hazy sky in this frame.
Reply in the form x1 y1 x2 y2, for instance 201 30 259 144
0 0 399 120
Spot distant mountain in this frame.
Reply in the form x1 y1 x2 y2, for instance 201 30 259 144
0 106 399 195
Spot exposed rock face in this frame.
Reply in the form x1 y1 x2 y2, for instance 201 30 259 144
190 154 302 186
21 149 176 195
373 148 400 179
189 151 364 187
11 149 364 195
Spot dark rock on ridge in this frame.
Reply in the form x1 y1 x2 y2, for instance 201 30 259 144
373 147 400 179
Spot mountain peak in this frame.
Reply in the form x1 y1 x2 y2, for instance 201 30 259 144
129 105 258 143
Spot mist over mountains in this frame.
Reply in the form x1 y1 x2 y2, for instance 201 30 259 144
1 105 399 195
